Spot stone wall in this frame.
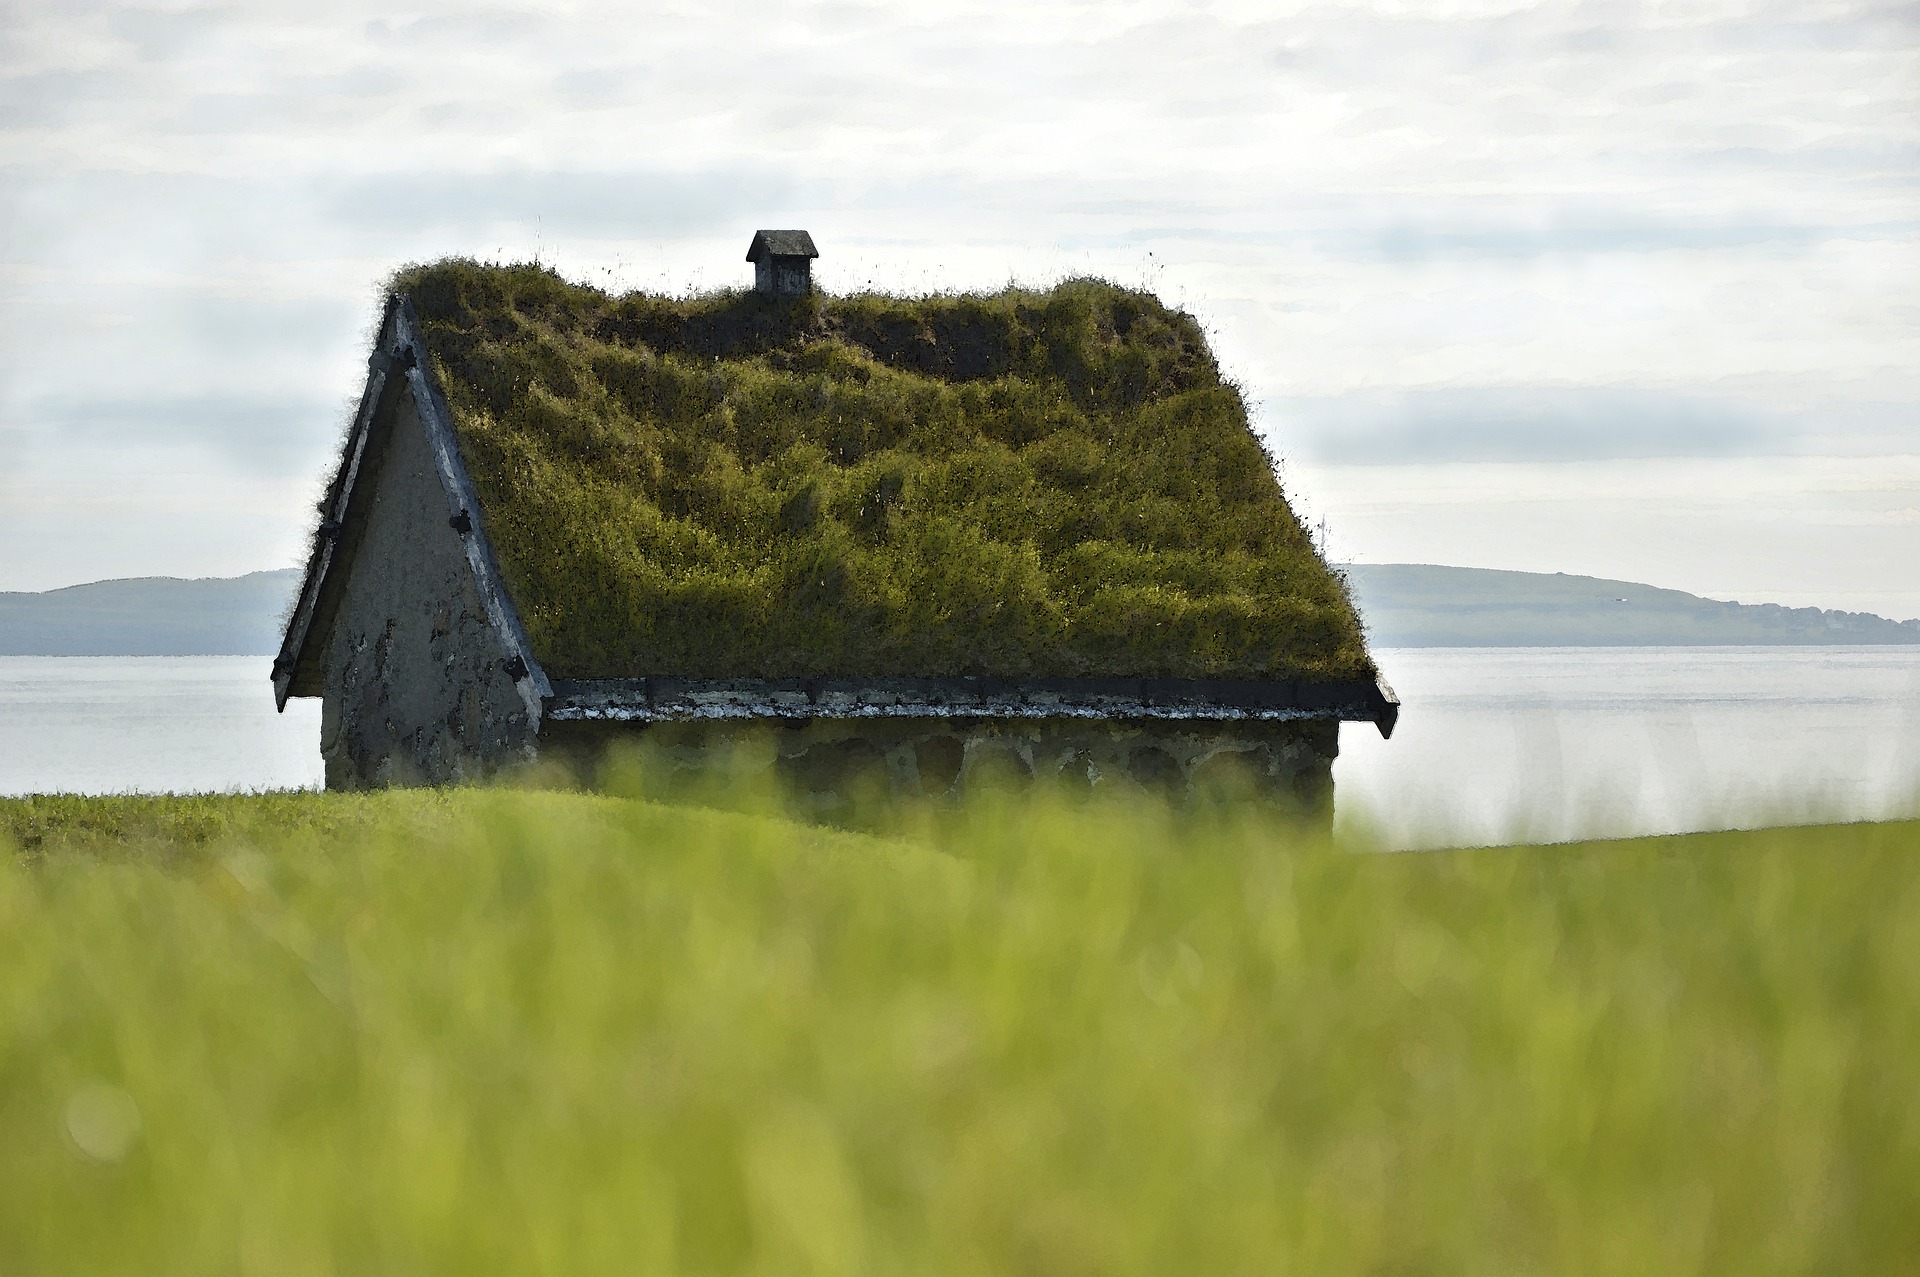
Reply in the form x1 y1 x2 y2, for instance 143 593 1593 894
541 715 1339 823
319 386 537 789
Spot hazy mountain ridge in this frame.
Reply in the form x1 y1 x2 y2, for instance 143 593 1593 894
1343 563 1920 648
2 564 1916 655
0 570 301 657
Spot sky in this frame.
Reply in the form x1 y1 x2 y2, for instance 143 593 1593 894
2 0 1916 616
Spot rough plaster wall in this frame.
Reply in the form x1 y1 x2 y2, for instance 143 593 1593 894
754 257 809 295
773 259 810 295
542 717 1339 824
319 388 536 789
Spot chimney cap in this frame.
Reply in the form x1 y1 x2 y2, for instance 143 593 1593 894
746 229 819 262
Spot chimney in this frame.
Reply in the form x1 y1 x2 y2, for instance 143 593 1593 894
745 229 819 297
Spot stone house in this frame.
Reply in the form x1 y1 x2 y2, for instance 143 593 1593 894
273 236 1395 816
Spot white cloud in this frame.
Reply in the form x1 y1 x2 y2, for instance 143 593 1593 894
0 0 1914 604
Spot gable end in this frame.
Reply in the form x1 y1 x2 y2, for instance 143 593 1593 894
272 296 550 719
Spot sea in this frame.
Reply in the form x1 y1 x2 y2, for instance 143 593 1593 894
1 649 1916 850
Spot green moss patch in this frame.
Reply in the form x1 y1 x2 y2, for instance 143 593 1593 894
396 260 1372 682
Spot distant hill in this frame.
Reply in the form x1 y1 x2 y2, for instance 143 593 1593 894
2 563 1916 656
1343 563 1920 648
0 570 301 656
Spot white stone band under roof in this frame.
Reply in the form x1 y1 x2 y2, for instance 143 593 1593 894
545 674 1400 738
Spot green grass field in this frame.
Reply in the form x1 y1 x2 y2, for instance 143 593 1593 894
3 787 1916 1274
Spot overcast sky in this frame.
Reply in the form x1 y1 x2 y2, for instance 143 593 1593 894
3 0 1915 615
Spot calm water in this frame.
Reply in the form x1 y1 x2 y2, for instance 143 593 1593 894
1 650 1916 848
0 657 323 797
1340 647 1920 848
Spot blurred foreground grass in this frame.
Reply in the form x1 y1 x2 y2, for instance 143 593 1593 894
2 786 1916 1275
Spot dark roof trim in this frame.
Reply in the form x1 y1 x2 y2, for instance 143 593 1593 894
272 296 400 710
272 296 551 714
745 229 818 262
547 674 1400 739
395 297 552 713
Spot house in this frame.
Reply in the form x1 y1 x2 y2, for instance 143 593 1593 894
273 243 1395 816
746 229 817 297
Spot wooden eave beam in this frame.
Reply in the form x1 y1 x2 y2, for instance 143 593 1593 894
546 673 1401 739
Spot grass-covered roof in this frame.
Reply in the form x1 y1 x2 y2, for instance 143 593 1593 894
395 260 1373 683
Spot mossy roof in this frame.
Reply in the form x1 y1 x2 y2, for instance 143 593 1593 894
395 260 1374 684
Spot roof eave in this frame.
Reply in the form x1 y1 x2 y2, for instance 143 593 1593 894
545 674 1401 738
